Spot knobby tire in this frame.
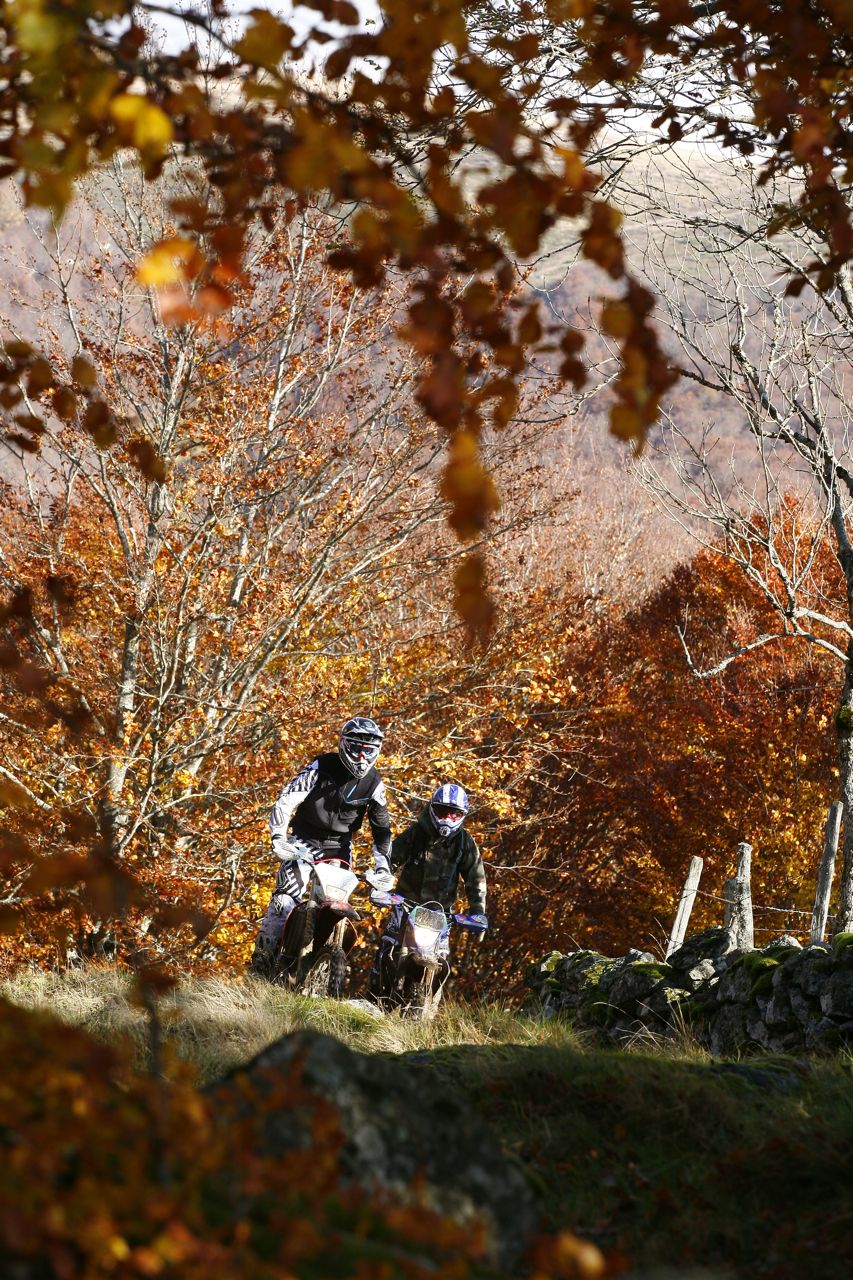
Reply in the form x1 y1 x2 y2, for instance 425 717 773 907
302 944 348 999
401 970 432 1021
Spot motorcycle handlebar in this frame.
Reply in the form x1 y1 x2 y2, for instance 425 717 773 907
368 889 488 932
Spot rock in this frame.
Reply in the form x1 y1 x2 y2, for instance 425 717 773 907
831 931 853 957
709 1060 805 1095
716 960 755 1005
820 970 853 1019
644 982 691 1029
764 986 794 1030
745 1006 771 1047
788 986 822 1029
709 1003 750 1055
605 962 675 1020
808 1017 853 1051
762 935 802 957
207 1030 539 1268
788 949 835 997
682 957 718 988
544 951 616 1012
667 927 738 971
345 997 384 1018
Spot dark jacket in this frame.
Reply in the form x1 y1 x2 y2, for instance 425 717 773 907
390 807 487 914
271 752 392 862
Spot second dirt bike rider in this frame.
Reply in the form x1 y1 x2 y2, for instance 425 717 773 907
250 716 391 976
368 782 488 1000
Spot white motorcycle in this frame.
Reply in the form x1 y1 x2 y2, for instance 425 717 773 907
273 859 362 998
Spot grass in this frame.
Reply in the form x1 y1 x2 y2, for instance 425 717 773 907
4 968 852 1278
1 967 586 1079
428 1043 853 1278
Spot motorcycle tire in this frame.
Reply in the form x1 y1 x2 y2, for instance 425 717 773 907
301 944 348 999
400 971 432 1021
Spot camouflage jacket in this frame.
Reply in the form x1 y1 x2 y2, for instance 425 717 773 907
390 807 487 915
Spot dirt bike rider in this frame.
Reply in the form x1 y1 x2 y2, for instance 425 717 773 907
250 717 391 977
367 782 487 1001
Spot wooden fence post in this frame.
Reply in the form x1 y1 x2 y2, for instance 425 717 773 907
666 855 704 958
723 845 753 948
727 840 754 950
810 800 842 944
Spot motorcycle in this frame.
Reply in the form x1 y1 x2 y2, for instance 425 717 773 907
365 870 488 1020
272 857 361 998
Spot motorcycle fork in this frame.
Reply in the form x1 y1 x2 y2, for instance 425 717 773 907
332 917 348 949
295 903 317 980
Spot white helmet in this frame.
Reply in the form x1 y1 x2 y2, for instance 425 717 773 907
429 783 469 837
339 716 384 778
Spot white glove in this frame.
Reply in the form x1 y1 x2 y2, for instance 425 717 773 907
367 867 395 892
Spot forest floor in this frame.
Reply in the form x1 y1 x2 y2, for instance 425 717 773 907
5 969 853 1279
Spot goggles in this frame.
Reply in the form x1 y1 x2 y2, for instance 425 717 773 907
343 736 381 759
431 803 465 821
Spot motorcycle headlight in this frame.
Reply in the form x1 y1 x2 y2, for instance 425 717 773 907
411 925 440 952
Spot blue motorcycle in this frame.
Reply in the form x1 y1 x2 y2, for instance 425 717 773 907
365 870 488 1019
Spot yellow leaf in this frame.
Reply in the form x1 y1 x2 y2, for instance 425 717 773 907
134 101 174 152
136 237 196 287
110 94 173 154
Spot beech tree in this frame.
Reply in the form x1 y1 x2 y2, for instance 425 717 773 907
634 155 853 932
1 0 851 598
0 160 574 966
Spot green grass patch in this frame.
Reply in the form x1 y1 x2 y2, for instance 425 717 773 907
421 1041 853 1279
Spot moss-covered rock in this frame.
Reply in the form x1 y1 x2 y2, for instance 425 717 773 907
524 951 564 986
525 930 849 1057
762 935 803 959
832 931 853 957
667 926 738 971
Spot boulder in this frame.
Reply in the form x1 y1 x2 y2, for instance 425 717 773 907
207 1030 539 1268
667 927 738 972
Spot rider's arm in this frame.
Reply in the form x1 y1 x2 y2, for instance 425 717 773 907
269 760 318 858
387 820 418 874
367 778 393 869
460 834 487 916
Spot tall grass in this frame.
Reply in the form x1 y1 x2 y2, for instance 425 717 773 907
1 968 588 1080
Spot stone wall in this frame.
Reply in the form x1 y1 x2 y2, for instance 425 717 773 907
524 927 853 1055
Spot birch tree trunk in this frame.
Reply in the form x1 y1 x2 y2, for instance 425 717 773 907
834 660 853 934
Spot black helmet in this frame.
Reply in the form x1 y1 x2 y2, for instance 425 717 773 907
339 716 384 778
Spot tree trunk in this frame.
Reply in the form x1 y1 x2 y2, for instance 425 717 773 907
834 668 853 934
811 800 842 943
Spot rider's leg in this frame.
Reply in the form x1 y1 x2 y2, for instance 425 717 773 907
367 904 404 1001
250 854 311 975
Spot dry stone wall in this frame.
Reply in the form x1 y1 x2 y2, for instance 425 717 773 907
524 927 853 1055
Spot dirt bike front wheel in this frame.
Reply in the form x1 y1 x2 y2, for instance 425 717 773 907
301 944 348 999
400 970 434 1021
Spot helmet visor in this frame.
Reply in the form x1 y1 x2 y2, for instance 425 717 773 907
431 803 465 822
342 735 381 765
